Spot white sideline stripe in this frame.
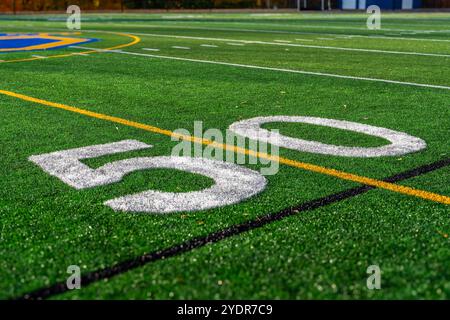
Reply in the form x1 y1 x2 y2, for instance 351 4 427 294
75 46 450 91
142 48 160 52
123 32 450 58
172 46 191 50
30 19 450 31
200 44 218 48
105 22 450 35
118 26 450 43
210 21 450 34
70 45 110 52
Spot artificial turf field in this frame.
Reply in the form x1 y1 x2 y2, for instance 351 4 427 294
0 11 449 300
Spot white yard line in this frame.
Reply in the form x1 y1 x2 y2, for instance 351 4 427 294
317 38 335 41
142 48 160 52
31 55 47 59
172 46 191 50
274 40 292 43
295 38 314 42
107 25 450 43
75 46 450 91
227 43 245 46
200 44 218 48
123 32 450 58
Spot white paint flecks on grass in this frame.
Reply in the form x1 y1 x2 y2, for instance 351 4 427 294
228 116 427 157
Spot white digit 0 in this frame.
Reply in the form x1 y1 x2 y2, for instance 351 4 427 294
229 116 426 157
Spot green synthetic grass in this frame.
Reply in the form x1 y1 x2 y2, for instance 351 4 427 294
0 12 449 299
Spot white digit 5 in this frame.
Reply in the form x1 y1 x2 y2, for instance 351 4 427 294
29 140 267 214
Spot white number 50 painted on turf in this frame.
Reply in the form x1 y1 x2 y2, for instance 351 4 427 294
29 116 426 214
29 140 267 214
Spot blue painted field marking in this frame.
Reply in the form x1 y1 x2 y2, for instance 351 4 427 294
0 33 98 53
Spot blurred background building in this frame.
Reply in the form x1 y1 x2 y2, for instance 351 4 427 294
0 0 449 12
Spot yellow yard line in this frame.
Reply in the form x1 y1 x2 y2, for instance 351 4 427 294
1 89 449 205
1 32 140 64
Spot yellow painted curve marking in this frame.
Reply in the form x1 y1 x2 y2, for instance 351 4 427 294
0 32 140 64
0 89 449 206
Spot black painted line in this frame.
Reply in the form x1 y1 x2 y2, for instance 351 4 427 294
19 157 450 300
